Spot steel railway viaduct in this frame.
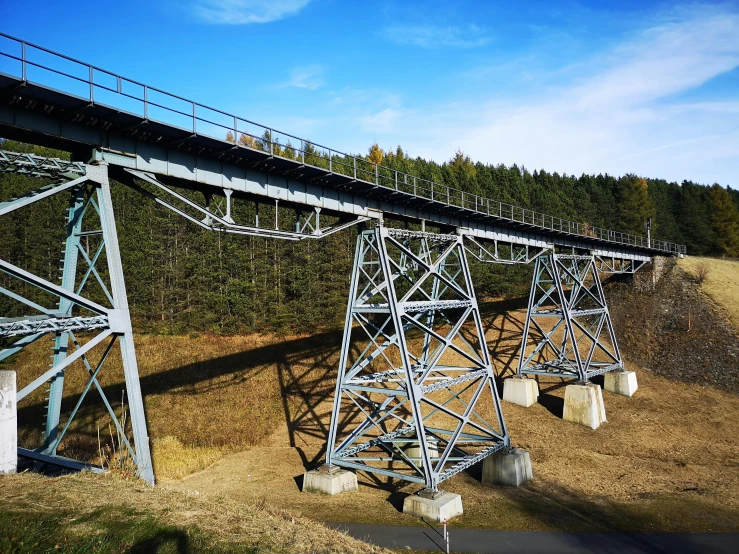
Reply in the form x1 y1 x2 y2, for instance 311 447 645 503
0 34 685 518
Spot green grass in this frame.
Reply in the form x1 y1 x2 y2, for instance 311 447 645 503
0 505 255 554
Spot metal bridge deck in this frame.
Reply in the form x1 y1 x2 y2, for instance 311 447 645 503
0 32 685 261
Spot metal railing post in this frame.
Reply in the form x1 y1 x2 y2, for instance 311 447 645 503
21 41 26 81
89 66 94 102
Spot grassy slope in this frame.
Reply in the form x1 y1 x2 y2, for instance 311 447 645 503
679 257 739 331
0 472 389 554
5 262 739 537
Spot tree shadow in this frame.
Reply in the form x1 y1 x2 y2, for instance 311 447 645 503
129 529 190 553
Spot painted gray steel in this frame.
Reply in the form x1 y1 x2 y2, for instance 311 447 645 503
0 32 685 260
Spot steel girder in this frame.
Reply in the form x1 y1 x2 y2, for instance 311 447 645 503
325 226 508 491
463 235 548 265
517 252 623 381
121 169 369 241
594 256 648 274
0 156 154 483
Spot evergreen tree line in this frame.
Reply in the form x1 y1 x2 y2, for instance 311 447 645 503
0 139 737 335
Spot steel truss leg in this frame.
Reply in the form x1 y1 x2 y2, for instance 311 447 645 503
0 161 154 484
325 226 509 491
517 251 623 381
44 187 85 453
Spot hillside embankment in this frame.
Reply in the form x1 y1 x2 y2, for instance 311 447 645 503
608 257 739 392
2 257 739 548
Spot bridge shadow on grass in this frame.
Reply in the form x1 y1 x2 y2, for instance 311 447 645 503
16 329 349 471
497 477 739 539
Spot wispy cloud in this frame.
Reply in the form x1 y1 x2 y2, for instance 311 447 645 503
366 5 739 186
358 108 404 134
282 65 324 90
194 0 311 24
383 24 490 48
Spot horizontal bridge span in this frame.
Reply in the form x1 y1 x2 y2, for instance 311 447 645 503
0 32 684 260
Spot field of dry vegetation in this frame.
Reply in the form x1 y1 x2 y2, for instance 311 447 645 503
4 258 739 544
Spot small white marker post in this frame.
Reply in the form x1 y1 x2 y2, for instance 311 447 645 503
443 517 449 554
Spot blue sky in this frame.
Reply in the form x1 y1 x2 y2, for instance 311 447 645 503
1 0 738 187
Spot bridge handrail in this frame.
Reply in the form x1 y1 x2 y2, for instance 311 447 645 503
0 32 686 255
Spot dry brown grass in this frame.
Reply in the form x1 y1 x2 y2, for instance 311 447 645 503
679 257 739 331
0 471 390 554
6 294 739 533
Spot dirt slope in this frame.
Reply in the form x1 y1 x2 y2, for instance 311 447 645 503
678 257 739 331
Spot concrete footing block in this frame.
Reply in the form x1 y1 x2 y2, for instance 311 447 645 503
482 447 533 487
604 370 638 397
0 371 17 475
403 490 463 523
404 438 439 468
563 382 607 430
302 465 358 495
503 376 539 407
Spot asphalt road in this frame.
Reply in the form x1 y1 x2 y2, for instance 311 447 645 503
326 522 739 553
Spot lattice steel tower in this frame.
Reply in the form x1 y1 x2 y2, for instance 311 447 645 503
325 226 509 491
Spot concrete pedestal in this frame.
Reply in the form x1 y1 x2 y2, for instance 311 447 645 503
482 448 533 487
403 490 463 523
604 370 638 397
563 382 607 430
503 376 539 407
0 371 17 475
404 438 439 468
302 465 358 495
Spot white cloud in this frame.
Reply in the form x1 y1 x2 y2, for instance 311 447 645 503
383 24 490 48
194 0 311 24
283 65 324 90
358 108 404 135
365 5 739 187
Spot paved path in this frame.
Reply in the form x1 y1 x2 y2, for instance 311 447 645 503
326 522 739 553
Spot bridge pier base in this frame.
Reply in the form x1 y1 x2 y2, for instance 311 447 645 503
0 371 17 475
403 489 463 522
604 370 638 397
302 465 358 495
563 382 607 429
502 376 539 407
482 447 533 487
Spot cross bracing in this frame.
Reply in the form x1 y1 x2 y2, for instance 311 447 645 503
326 228 508 491
0 156 154 483
517 252 623 381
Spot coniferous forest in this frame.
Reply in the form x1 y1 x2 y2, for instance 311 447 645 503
1 138 737 335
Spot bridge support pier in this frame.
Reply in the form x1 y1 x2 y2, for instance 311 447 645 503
482 447 533 487
323 226 511 494
502 376 539 408
0 157 153 484
302 465 358 495
517 251 624 382
516 251 626 427
0 371 17 474
403 489 463 523
604 370 638 397
563 382 607 429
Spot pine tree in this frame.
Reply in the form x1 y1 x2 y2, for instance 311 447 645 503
617 175 656 236
367 143 384 165
710 184 739 256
